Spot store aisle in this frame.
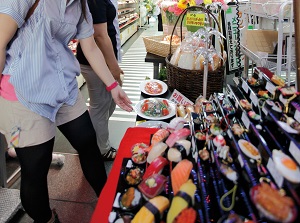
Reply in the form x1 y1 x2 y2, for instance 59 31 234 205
107 24 162 149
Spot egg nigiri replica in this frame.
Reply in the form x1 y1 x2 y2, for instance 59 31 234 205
167 179 196 223
131 196 170 223
273 150 300 184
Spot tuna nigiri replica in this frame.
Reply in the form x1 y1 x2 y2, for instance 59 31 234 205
167 180 197 223
171 159 193 195
167 139 191 162
143 156 168 180
138 174 167 199
131 196 170 223
166 128 191 148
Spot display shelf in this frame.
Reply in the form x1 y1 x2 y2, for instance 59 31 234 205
243 1 292 20
241 0 295 80
118 0 139 46
118 7 135 15
220 86 300 210
119 17 139 30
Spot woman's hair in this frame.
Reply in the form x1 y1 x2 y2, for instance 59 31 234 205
80 0 87 20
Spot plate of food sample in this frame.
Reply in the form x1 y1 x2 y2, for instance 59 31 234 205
134 98 176 121
140 80 168 96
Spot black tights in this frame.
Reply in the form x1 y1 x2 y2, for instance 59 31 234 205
15 111 107 222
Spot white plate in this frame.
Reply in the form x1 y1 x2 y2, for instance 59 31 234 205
238 139 261 160
137 121 169 129
277 121 299 134
139 80 168 96
134 98 176 121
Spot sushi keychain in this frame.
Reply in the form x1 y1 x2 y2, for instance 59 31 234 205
219 163 239 212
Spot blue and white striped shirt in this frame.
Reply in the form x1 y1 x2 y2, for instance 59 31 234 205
0 0 94 122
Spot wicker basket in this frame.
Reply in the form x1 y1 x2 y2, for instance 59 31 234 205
166 6 225 102
166 55 225 102
143 35 180 58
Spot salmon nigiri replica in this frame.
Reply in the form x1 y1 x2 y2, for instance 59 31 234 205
171 159 193 195
167 179 196 223
131 196 170 223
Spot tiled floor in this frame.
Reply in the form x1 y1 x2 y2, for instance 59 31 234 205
3 22 162 223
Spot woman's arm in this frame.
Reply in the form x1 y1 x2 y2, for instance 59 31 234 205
93 22 123 84
0 13 18 79
79 36 132 112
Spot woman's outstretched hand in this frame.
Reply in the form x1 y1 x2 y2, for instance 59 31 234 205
111 85 133 112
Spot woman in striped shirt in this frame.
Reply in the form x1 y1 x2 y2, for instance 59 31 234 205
0 0 132 222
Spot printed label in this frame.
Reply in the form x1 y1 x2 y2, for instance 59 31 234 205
289 141 300 165
250 91 258 107
267 159 284 188
169 89 194 105
238 155 244 168
242 112 250 129
242 80 249 93
266 82 276 96
262 105 268 116
294 110 300 123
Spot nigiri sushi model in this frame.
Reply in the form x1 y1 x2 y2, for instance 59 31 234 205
138 174 167 199
147 142 168 164
119 187 142 211
167 139 191 162
168 117 186 132
143 156 168 180
250 182 297 223
167 179 196 223
273 150 300 184
213 135 226 147
144 129 170 152
166 128 191 148
171 159 193 195
131 196 170 223
151 129 170 145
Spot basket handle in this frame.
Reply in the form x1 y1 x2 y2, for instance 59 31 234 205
168 5 223 56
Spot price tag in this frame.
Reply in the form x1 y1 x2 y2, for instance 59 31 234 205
266 82 276 96
227 129 233 139
242 80 249 93
294 110 300 123
186 12 205 27
242 112 250 129
289 141 300 165
262 105 268 116
235 100 239 109
238 155 244 168
169 89 194 105
250 91 258 107
267 159 284 188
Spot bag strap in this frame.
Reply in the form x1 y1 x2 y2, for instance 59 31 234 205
25 0 40 21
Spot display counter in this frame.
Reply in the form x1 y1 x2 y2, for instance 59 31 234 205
90 127 158 223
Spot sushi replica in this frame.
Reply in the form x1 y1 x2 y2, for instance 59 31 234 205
108 91 299 223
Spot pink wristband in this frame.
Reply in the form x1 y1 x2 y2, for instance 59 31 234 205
106 81 118 91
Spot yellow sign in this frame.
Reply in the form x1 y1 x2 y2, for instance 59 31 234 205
185 12 205 27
